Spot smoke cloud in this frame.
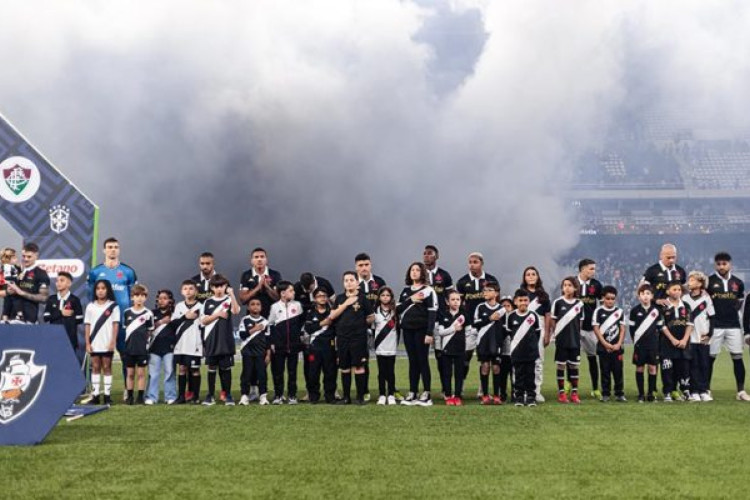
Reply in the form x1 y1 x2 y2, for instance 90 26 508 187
0 1 748 294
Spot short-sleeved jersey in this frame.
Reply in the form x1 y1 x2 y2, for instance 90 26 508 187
239 267 282 318
2 265 50 323
397 285 438 331
592 305 624 347
504 310 542 362
172 300 203 357
201 296 235 357
436 309 467 356
332 292 373 340
123 307 155 356
551 297 584 349
526 290 551 334
191 272 216 303
660 300 692 358
642 263 686 301
372 306 398 356
628 303 664 351
238 314 269 357
359 275 387 309
577 277 602 331
84 301 121 353
683 293 714 343
707 273 744 328
427 267 453 312
473 302 504 354
456 272 499 322
88 262 137 321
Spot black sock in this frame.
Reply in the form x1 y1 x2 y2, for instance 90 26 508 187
220 369 232 393
648 373 657 395
178 374 187 397
492 372 501 396
707 357 716 390
191 372 201 398
733 358 746 391
137 390 144 401
207 370 217 397
480 372 489 396
636 372 644 396
557 368 565 393
355 373 367 399
342 372 352 400
570 365 579 394
588 356 599 390
127 389 134 399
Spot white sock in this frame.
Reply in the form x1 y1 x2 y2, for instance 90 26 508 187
92 373 101 396
103 375 112 396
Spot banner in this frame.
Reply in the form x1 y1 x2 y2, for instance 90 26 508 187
0 325 86 446
0 112 99 298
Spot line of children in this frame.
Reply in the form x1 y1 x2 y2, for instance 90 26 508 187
592 286 626 402
238 298 270 405
122 284 154 405
435 290 467 405
473 282 504 405
547 277 584 404
146 289 177 404
373 287 398 405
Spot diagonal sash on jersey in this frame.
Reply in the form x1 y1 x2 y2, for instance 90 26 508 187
125 312 151 342
241 320 268 350
174 303 201 342
203 297 231 342
89 303 118 344
633 309 659 346
553 302 582 338
598 309 622 339
373 317 396 349
528 297 541 312
510 314 536 354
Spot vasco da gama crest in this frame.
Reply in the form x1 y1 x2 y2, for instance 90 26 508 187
0 350 47 424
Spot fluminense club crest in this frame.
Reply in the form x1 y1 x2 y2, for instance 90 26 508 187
3 165 31 195
0 156 41 203
49 204 70 234
0 350 47 424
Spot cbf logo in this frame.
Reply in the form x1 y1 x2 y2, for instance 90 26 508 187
0 350 47 424
0 156 41 203
49 204 70 234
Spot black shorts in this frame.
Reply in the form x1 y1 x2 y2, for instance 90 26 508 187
123 354 149 367
632 347 659 366
205 355 234 370
477 353 501 364
554 347 581 364
175 354 202 368
337 337 368 370
91 351 114 358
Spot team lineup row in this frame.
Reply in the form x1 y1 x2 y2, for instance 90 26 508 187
4 241 750 406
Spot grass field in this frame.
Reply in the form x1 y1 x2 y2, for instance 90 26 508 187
3 349 750 499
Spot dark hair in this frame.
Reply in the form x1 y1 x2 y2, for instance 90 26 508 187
637 283 653 295
520 266 549 302
714 252 732 263
424 245 439 255
377 286 396 309
578 258 596 271
209 274 230 288
355 253 371 263
156 289 175 316
446 289 462 302
93 279 116 302
405 262 428 285
483 281 500 292
299 272 315 289
561 276 580 298
199 252 214 260
248 297 262 305
342 270 358 281
250 247 266 257
601 285 618 297
311 286 329 298
666 280 684 290
23 242 40 253
181 279 197 288
103 237 119 247
514 288 530 299
57 271 73 281
276 280 293 292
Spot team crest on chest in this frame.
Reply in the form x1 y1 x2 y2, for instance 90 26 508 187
0 350 47 424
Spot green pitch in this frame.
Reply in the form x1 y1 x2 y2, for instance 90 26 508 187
3 350 750 499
